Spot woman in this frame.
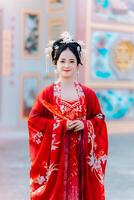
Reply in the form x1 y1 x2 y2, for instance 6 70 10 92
28 32 108 200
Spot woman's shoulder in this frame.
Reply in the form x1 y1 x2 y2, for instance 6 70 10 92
38 83 54 99
80 83 97 96
43 84 54 92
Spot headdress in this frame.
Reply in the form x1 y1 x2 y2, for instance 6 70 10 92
45 31 87 62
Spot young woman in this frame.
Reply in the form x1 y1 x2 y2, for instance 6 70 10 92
28 32 108 200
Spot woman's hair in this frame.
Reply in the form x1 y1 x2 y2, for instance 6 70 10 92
51 38 83 65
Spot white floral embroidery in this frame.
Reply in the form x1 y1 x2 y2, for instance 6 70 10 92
87 153 107 184
53 120 60 130
60 104 66 113
54 82 61 98
75 82 85 98
35 175 46 185
86 120 107 184
88 153 107 171
87 121 95 148
36 139 41 144
51 120 61 150
32 131 43 144
51 133 61 150
53 81 87 121
33 163 59 187
44 163 59 181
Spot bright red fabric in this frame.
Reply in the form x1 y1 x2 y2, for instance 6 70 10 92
28 82 108 200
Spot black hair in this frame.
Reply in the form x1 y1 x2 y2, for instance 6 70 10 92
51 39 83 65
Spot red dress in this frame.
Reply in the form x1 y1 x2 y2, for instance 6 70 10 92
28 82 108 200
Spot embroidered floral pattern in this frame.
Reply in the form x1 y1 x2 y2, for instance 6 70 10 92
53 81 87 199
87 120 95 147
32 131 43 144
54 81 86 120
53 81 61 99
35 175 46 185
53 120 60 130
87 152 107 184
60 99 84 120
29 80 108 199
33 162 59 187
87 120 107 184
51 120 61 150
75 82 85 98
44 163 59 181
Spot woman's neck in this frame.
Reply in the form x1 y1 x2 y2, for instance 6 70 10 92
58 77 77 86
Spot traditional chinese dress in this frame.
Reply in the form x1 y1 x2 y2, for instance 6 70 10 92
28 81 108 200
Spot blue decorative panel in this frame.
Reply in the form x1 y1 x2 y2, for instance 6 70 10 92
92 0 134 24
91 31 134 80
96 89 134 120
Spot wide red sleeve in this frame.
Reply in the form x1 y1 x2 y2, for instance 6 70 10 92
27 86 66 200
28 87 55 162
82 86 108 200
87 90 108 174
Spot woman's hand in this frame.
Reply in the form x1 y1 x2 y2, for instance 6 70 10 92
66 120 76 131
66 120 84 131
73 120 84 131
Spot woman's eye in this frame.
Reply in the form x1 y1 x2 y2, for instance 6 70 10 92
60 60 65 63
70 61 75 63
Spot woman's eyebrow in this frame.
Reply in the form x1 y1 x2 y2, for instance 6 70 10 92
59 58 75 60
60 58 66 60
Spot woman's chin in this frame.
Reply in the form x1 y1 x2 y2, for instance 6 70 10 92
61 72 73 78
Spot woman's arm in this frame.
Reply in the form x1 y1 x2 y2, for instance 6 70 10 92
28 89 66 164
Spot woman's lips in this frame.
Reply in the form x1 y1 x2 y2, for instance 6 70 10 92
63 69 71 72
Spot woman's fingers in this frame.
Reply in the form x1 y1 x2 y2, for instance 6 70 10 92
68 123 76 130
74 121 84 131
67 120 76 129
67 120 84 131
67 120 76 130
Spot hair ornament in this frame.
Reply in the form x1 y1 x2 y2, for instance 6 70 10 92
77 46 81 52
77 40 85 46
54 45 59 50
53 45 60 59
60 32 74 43
44 40 55 57
77 40 88 58
44 31 88 60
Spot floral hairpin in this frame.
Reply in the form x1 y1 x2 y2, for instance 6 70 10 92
44 40 55 57
77 40 88 59
60 32 74 43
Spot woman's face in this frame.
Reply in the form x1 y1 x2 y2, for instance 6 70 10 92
56 48 78 80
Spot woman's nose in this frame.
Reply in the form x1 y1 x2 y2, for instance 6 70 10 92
64 62 70 68
64 64 69 68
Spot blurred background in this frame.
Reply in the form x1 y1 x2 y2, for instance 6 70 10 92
0 0 134 199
